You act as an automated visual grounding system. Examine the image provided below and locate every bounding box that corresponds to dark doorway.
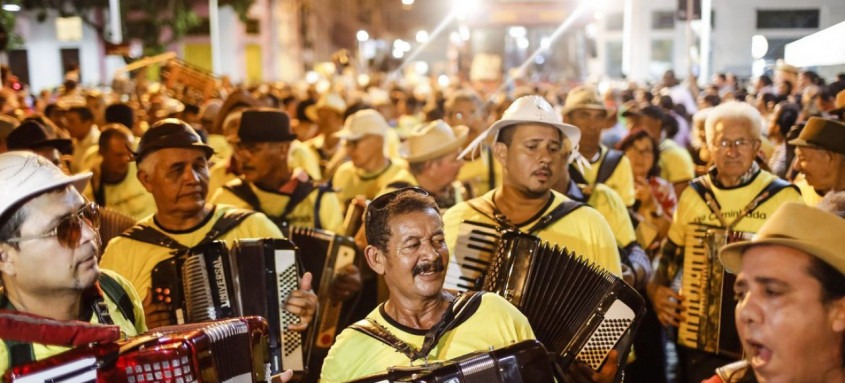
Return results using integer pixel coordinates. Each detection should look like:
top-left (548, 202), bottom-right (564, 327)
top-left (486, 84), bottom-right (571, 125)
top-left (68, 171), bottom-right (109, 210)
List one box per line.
top-left (7, 49), bottom-right (30, 87)
top-left (60, 48), bottom-right (80, 82)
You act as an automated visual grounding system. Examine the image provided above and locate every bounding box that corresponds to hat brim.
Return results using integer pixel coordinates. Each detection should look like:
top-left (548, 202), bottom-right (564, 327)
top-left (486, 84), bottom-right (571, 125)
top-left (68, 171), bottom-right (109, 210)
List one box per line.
top-left (134, 143), bottom-right (215, 163)
top-left (2, 171), bottom-right (92, 220)
top-left (787, 137), bottom-right (823, 149)
top-left (562, 104), bottom-right (607, 117)
top-left (239, 133), bottom-right (298, 143)
top-left (719, 237), bottom-right (842, 275)
top-left (404, 126), bottom-right (469, 163)
top-left (305, 105), bottom-right (320, 123)
top-left (487, 119), bottom-right (581, 148)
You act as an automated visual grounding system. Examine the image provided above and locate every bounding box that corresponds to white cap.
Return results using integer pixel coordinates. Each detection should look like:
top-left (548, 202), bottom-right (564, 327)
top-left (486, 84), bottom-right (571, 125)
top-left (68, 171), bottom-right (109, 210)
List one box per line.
top-left (459, 95), bottom-right (581, 159)
top-left (335, 109), bottom-right (389, 140)
top-left (0, 151), bottom-right (91, 220)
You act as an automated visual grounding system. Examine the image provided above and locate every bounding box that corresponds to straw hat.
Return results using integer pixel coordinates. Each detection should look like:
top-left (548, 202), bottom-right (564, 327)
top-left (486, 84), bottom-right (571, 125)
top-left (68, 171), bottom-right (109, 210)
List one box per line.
top-left (0, 152), bottom-right (91, 220)
top-left (403, 120), bottom-right (469, 163)
top-left (305, 93), bottom-right (347, 122)
top-left (335, 109), bottom-right (388, 140)
top-left (561, 86), bottom-right (607, 116)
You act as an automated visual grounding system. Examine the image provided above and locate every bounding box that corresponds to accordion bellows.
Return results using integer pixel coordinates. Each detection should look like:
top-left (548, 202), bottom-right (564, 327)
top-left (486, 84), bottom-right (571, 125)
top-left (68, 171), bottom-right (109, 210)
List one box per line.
top-left (481, 231), bottom-right (646, 371)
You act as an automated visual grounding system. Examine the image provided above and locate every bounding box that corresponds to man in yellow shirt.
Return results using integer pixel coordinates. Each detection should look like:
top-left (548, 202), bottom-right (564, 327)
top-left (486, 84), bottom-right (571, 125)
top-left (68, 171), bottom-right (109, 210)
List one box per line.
top-left (624, 104), bottom-right (695, 197)
top-left (383, 120), bottom-right (468, 210)
top-left (210, 108), bottom-right (344, 233)
top-left (649, 101), bottom-right (802, 383)
top-left (100, 119), bottom-right (317, 331)
top-left (563, 86), bottom-right (636, 207)
top-left (445, 89), bottom-right (502, 197)
top-left (305, 93), bottom-right (348, 180)
top-left (0, 152), bottom-right (146, 374)
top-left (331, 109), bottom-right (406, 207)
top-left (443, 95), bottom-right (623, 289)
top-left (321, 188), bottom-right (535, 382)
top-left (83, 124), bottom-right (155, 220)
top-left (790, 117), bottom-right (845, 206)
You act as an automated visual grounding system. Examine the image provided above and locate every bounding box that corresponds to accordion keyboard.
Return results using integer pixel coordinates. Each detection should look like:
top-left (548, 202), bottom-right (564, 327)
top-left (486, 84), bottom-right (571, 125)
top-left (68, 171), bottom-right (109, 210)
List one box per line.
top-left (445, 221), bottom-right (499, 291)
top-left (678, 225), bottom-right (709, 349)
top-left (274, 247), bottom-right (305, 370)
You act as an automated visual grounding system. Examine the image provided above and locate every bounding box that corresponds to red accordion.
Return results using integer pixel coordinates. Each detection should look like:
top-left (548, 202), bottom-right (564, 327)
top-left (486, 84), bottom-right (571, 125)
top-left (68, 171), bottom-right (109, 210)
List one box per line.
top-left (3, 317), bottom-right (271, 383)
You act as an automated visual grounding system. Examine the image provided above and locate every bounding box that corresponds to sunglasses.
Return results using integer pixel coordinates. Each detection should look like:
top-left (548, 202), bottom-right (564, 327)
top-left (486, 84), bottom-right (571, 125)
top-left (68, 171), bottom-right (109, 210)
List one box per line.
top-left (365, 187), bottom-right (430, 222)
top-left (5, 203), bottom-right (101, 249)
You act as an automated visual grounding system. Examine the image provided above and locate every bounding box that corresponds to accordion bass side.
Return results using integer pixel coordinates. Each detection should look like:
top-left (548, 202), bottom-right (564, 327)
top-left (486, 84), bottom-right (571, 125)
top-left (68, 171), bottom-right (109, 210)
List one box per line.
top-left (286, 227), bottom-right (358, 350)
top-left (3, 317), bottom-right (271, 383)
top-left (344, 340), bottom-right (555, 383)
top-left (481, 231), bottom-right (646, 372)
top-left (679, 224), bottom-right (752, 358)
top-left (231, 238), bottom-right (306, 376)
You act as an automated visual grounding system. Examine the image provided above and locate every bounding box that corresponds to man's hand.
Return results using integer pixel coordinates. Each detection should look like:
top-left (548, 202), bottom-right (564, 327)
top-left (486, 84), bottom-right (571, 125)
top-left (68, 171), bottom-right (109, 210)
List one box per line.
top-left (271, 369), bottom-right (294, 383)
top-left (285, 272), bottom-right (318, 332)
top-left (647, 283), bottom-right (684, 327)
top-left (621, 264), bottom-right (636, 287)
top-left (563, 350), bottom-right (619, 383)
top-left (330, 264), bottom-right (362, 301)
top-left (143, 287), bottom-right (174, 329)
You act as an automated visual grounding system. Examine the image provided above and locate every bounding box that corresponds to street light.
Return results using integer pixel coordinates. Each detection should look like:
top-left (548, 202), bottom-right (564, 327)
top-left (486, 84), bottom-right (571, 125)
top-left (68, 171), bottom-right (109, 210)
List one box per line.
top-left (357, 30), bottom-right (370, 42)
top-left (416, 30), bottom-right (429, 44)
top-left (2, 4), bottom-right (21, 11)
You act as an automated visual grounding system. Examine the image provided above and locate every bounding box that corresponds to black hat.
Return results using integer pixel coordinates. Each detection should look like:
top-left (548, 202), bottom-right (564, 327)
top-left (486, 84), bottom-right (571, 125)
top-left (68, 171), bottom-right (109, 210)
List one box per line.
top-left (7, 120), bottom-right (73, 153)
top-left (238, 108), bottom-right (297, 143)
top-left (622, 105), bottom-right (668, 122)
top-left (134, 118), bottom-right (214, 163)
top-left (296, 99), bottom-right (316, 123)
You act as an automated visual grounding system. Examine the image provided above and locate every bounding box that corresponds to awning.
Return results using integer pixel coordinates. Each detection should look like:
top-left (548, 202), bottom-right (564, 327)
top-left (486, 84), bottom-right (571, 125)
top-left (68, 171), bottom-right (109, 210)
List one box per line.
top-left (785, 21), bottom-right (845, 67)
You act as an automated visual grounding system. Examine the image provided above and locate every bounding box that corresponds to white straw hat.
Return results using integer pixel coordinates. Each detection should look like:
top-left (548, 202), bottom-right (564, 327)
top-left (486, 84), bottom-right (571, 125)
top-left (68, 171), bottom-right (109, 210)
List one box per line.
top-left (0, 151), bottom-right (91, 220)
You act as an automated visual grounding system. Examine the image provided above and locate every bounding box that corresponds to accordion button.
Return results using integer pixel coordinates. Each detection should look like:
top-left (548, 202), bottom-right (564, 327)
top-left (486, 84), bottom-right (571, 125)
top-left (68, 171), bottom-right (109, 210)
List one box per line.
top-left (164, 288), bottom-right (171, 294)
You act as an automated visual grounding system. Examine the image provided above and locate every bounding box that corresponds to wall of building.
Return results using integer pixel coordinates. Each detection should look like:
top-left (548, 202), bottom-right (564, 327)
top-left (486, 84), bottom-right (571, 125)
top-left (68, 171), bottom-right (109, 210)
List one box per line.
top-left (595, 0), bottom-right (845, 84)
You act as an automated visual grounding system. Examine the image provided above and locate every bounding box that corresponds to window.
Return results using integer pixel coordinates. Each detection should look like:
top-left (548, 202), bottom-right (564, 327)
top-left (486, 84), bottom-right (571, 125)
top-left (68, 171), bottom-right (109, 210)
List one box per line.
top-left (245, 19), bottom-right (260, 35)
top-left (652, 11), bottom-right (676, 29)
top-left (763, 38), bottom-right (797, 61)
top-left (606, 12), bottom-right (624, 31)
top-left (650, 39), bottom-right (674, 78)
top-left (606, 40), bottom-right (623, 78)
top-left (756, 10), bottom-right (819, 29)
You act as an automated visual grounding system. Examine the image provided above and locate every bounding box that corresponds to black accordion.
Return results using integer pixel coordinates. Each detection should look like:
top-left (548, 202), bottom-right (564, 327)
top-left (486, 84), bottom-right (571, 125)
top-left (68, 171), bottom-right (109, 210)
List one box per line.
top-left (480, 230), bottom-right (646, 371)
top-left (150, 238), bottom-right (306, 375)
top-left (345, 340), bottom-right (555, 383)
top-left (3, 317), bottom-right (271, 383)
top-left (284, 226), bottom-right (358, 350)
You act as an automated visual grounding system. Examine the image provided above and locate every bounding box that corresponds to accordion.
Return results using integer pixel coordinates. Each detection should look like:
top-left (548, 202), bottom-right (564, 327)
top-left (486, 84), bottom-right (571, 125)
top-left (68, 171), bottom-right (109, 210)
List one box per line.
top-left (285, 227), bottom-right (358, 350)
top-left (445, 221), bottom-right (499, 291)
top-left (150, 238), bottom-right (306, 375)
top-left (480, 230), bottom-right (645, 372)
top-left (679, 224), bottom-right (752, 358)
top-left (3, 317), bottom-right (271, 383)
top-left (345, 340), bottom-right (555, 383)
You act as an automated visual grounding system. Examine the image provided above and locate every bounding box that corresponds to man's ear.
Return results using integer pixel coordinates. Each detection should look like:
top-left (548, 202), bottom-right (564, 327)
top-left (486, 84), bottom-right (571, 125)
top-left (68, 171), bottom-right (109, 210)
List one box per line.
top-left (136, 167), bottom-right (154, 193)
top-left (364, 245), bottom-right (386, 276)
top-left (0, 245), bottom-right (17, 277)
top-left (493, 142), bottom-right (508, 167)
top-left (829, 296), bottom-right (845, 333)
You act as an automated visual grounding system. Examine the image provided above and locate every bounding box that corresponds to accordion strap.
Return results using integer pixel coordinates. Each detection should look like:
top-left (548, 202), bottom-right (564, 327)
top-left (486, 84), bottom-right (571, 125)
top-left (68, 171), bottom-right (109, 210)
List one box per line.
top-left (120, 207), bottom-right (255, 252)
top-left (224, 178), bottom-right (331, 229)
top-left (349, 291), bottom-right (485, 362)
top-left (689, 176), bottom-right (794, 230)
top-left (467, 196), bottom-right (584, 234)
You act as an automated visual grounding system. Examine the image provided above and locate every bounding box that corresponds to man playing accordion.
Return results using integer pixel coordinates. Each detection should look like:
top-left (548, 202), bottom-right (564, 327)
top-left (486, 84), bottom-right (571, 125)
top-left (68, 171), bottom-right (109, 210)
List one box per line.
top-left (648, 101), bottom-right (802, 382)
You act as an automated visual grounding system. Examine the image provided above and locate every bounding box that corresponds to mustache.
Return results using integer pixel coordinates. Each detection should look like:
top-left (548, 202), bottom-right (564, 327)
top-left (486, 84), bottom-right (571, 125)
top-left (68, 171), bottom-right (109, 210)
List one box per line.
top-left (412, 258), bottom-right (445, 276)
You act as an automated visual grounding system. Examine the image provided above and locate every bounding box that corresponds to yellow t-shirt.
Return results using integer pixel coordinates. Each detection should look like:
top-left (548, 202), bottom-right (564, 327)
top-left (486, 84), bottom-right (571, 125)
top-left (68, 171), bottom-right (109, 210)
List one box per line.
top-left (0, 270), bottom-right (147, 375)
top-left (83, 163), bottom-right (156, 221)
top-left (574, 146), bottom-right (636, 207)
top-left (794, 174), bottom-right (825, 207)
top-left (443, 190), bottom-right (622, 277)
top-left (569, 182), bottom-right (637, 248)
top-left (100, 204), bottom-right (283, 300)
top-left (457, 147), bottom-right (502, 198)
top-left (331, 160), bottom-right (408, 207)
top-left (659, 139), bottom-right (695, 184)
top-left (289, 140), bottom-right (322, 181)
top-left (207, 133), bottom-right (232, 167)
top-left (668, 170), bottom-right (803, 247)
top-left (209, 179), bottom-right (345, 233)
top-left (320, 293), bottom-right (534, 383)
top-left (208, 159), bottom-right (238, 197)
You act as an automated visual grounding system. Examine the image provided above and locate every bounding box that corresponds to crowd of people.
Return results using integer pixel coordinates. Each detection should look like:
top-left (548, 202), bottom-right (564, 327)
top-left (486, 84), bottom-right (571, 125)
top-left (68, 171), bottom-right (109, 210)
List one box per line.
top-left (0, 58), bottom-right (844, 383)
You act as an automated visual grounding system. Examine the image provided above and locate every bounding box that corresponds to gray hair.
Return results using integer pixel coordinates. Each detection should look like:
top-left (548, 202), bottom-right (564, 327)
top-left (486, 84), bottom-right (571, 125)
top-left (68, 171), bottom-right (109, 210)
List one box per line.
top-left (704, 101), bottom-right (763, 146)
top-left (137, 150), bottom-right (161, 176)
top-left (818, 191), bottom-right (845, 219)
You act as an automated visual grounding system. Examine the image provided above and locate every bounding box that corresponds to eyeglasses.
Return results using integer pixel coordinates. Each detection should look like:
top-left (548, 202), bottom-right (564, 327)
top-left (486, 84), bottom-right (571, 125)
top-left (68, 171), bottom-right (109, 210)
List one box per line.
top-left (5, 203), bottom-right (100, 248)
top-left (714, 138), bottom-right (759, 151)
top-left (365, 187), bottom-right (430, 222)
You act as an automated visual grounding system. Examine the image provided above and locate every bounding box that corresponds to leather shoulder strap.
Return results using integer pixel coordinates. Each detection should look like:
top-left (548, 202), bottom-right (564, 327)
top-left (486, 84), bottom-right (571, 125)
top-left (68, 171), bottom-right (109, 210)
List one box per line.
top-left (527, 200), bottom-right (585, 234)
top-left (596, 149), bottom-right (624, 185)
top-left (120, 224), bottom-right (187, 251)
top-left (223, 179), bottom-right (262, 212)
top-left (98, 273), bottom-right (136, 327)
top-left (199, 208), bottom-right (256, 247)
